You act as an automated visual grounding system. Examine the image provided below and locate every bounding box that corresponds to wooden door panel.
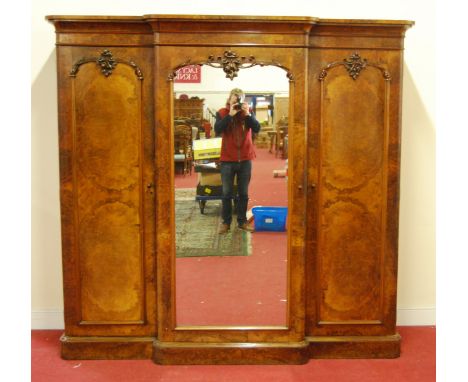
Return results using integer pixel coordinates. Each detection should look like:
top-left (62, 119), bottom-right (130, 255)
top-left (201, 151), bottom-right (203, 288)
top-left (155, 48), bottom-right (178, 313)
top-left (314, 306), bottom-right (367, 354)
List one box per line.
top-left (317, 54), bottom-right (391, 325)
top-left (74, 62), bottom-right (144, 324)
top-left (319, 65), bottom-right (387, 323)
top-left (57, 47), bottom-right (156, 336)
top-left (154, 45), bottom-right (308, 343)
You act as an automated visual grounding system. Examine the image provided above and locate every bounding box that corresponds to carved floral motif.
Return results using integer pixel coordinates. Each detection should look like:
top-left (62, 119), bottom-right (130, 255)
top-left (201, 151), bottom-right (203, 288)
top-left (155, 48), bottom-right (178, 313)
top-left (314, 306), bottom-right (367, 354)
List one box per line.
top-left (343, 52), bottom-right (367, 80)
top-left (96, 50), bottom-right (117, 77)
top-left (168, 50), bottom-right (294, 82)
top-left (70, 50), bottom-right (144, 80)
top-left (319, 52), bottom-right (391, 81)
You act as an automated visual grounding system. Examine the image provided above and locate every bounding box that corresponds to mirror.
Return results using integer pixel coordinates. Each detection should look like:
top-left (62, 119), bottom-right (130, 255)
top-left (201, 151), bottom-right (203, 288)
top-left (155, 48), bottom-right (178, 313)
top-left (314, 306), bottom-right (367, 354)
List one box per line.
top-left (173, 65), bottom-right (289, 327)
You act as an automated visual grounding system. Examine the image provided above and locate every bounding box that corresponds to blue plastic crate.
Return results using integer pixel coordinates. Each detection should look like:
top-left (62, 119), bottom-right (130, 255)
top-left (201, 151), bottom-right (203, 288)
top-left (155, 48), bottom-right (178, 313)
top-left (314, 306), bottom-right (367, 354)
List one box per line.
top-left (252, 206), bottom-right (288, 232)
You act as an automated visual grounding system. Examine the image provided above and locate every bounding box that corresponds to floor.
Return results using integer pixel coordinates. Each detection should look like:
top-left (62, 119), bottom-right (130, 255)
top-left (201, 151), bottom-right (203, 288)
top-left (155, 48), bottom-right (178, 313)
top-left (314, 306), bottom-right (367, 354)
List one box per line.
top-left (32, 326), bottom-right (435, 382)
top-left (175, 147), bottom-right (289, 326)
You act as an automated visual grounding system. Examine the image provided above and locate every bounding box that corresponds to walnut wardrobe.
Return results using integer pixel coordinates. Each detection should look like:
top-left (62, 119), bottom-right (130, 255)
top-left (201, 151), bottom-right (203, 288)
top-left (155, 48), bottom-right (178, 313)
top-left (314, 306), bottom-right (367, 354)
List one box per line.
top-left (46, 14), bottom-right (414, 364)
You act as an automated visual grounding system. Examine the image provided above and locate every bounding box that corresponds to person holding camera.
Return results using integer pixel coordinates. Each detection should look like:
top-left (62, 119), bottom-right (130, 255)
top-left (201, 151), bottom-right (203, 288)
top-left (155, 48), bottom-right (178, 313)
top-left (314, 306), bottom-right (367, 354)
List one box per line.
top-left (214, 88), bottom-right (261, 234)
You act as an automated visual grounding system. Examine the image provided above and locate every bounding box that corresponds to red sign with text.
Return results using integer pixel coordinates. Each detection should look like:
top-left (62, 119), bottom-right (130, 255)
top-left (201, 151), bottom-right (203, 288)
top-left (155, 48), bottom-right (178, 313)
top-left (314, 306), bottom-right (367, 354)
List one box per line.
top-left (174, 65), bottom-right (201, 83)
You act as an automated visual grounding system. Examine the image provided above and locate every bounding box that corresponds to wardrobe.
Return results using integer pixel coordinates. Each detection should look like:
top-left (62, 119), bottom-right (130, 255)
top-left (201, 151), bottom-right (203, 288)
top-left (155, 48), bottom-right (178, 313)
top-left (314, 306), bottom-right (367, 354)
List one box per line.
top-left (46, 14), bottom-right (413, 364)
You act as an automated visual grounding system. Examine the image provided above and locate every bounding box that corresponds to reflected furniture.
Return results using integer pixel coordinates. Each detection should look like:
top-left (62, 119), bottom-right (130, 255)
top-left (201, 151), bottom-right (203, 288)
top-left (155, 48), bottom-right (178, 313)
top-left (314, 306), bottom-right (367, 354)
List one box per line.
top-left (275, 126), bottom-right (288, 159)
top-left (174, 98), bottom-right (204, 120)
top-left (273, 97), bottom-right (289, 127)
top-left (174, 124), bottom-right (193, 175)
top-left (46, 14), bottom-right (413, 364)
top-left (267, 130), bottom-right (277, 153)
top-left (174, 98), bottom-right (204, 136)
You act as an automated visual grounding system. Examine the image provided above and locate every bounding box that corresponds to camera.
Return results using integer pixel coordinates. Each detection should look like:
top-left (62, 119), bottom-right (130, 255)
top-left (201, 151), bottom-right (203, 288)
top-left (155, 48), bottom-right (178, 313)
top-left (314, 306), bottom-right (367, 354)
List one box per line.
top-left (233, 95), bottom-right (244, 111)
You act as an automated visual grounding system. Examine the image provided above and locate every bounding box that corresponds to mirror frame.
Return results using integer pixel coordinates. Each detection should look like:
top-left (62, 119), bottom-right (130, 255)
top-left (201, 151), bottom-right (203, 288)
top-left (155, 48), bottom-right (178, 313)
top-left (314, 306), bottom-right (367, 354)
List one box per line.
top-left (141, 17), bottom-right (317, 363)
top-left (154, 44), bottom-right (308, 350)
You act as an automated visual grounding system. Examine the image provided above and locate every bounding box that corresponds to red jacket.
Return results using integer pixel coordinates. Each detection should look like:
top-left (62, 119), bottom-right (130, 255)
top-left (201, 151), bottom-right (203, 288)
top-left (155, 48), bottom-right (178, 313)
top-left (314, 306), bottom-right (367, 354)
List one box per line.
top-left (214, 107), bottom-right (261, 162)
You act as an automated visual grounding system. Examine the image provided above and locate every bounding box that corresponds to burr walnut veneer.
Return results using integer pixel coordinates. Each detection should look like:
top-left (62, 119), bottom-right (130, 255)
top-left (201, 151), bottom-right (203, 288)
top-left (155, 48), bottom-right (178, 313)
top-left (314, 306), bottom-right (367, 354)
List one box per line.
top-left (46, 14), bottom-right (413, 364)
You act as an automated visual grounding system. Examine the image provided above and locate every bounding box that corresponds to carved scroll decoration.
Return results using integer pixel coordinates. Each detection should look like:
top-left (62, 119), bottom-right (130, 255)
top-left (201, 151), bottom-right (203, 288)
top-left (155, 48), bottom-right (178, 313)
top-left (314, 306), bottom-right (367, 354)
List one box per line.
top-left (319, 52), bottom-right (391, 81)
top-left (168, 50), bottom-right (294, 82)
top-left (70, 50), bottom-right (144, 80)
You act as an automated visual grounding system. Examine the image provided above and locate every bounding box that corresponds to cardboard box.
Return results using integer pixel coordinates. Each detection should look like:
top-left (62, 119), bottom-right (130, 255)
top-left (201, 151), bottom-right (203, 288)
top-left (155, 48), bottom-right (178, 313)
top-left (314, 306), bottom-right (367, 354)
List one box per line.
top-left (193, 137), bottom-right (222, 160)
top-left (197, 172), bottom-right (237, 186)
top-left (198, 172), bottom-right (222, 186)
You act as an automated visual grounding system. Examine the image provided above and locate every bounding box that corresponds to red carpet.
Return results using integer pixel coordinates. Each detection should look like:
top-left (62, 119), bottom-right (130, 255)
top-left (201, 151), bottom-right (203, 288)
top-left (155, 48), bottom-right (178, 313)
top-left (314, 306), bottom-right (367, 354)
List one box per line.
top-left (31, 327), bottom-right (435, 381)
top-left (175, 148), bottom-right (288, 326)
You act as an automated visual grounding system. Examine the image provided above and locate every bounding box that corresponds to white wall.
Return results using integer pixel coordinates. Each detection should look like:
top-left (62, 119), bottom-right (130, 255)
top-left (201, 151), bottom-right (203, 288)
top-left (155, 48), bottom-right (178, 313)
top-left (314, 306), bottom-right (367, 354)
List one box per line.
top-left (174, 65), bottom-right (290, 94)
top-left (174, 65), bottom-right (289, 121)
top-left (31, 0), bottom-right (436, 328)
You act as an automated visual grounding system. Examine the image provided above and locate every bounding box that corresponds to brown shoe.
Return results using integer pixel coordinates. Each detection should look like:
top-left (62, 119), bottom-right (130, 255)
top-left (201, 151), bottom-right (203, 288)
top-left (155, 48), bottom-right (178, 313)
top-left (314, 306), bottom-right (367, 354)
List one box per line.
top-left (238, 223), bottom-right (254, 232)
top-left (218, 223), bottom-right (230, 234)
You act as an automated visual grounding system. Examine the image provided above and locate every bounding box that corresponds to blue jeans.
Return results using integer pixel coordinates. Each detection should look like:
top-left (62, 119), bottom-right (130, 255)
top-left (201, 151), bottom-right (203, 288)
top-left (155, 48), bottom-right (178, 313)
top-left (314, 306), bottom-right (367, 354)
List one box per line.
top-left (220, 161), bottom-right (252, 226)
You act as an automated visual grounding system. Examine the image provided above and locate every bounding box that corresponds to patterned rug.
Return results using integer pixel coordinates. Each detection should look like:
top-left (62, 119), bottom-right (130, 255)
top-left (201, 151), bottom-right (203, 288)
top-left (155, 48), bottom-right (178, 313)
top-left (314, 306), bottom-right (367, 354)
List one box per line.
top-left (175, 188), bottom-right (251, 258)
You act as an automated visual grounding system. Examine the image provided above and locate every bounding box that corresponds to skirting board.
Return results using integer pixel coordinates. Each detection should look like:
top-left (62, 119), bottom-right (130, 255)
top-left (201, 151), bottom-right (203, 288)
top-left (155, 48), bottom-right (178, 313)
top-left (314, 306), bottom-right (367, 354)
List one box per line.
top-left (32, 308), bottom-right (436, 330)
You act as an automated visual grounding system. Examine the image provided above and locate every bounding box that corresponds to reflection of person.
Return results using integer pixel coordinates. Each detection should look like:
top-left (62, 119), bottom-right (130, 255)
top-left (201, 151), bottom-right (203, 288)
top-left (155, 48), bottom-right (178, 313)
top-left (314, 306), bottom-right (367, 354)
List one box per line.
top-left (214, 88), bottom-right (261, 234)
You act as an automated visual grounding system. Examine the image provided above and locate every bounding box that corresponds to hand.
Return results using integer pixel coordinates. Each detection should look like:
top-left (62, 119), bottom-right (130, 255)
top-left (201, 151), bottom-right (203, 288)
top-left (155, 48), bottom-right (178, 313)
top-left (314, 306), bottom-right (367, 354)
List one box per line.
top-left (241, 102), bottom-right (250, 115)
top-left (229, 104), bottom-right (240, 117)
